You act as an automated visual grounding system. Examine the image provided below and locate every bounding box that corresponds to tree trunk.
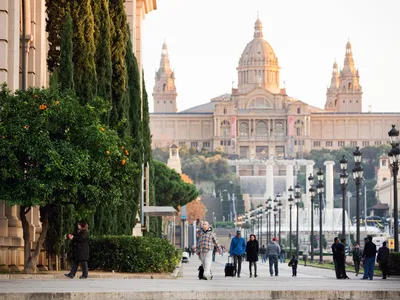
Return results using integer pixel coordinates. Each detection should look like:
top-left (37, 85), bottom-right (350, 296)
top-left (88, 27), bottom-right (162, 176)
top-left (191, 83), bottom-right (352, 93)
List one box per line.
top-left (19, 206), bottom-right (31, 271)
top-left (25, 206), bottom-right (49, 273)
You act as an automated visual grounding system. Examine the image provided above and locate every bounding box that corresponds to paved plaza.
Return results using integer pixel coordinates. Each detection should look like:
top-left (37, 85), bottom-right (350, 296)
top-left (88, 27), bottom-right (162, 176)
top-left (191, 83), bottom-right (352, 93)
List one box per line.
top-left (0, 254), bottom-right (400, 299)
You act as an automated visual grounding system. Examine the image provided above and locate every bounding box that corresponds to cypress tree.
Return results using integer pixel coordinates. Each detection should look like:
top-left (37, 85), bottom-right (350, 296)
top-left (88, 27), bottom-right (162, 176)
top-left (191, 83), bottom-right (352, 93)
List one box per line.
top-left (59, 13), bottom-right (74, 93)
top-left (92, 0), bottom-right (112, 104)
top-left (109, 0), bottom-right (128, 131)
top-left (45, 0), bottom-right (71, 72)
top-left (70, 0), bottom-right (97, 103)
top-left (142, 74), bottom-right (152, 166)
top-left (125, 29), bottom-right (143, 216)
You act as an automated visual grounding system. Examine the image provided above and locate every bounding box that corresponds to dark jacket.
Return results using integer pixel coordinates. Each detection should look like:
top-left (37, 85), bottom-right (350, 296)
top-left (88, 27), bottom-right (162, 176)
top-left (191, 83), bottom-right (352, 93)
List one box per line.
top-left (335, 242), bottom-right (345, 261)
top-left (352, 247), bottom-right (362, 262)
top-left (331, 242), bottom-right (340, 260)
top-left (377, 246), bottom-right (389, 263)
top-left (74, 228), bottom-right (89, 262)
top-left (259, 246), bottom-right (267, 255)
top-left (362, 241), bottom-right (377, 259)
top-left (246, 239), bottom-right (259, 262)
top-left (288, 257), bottom-right (298, 268)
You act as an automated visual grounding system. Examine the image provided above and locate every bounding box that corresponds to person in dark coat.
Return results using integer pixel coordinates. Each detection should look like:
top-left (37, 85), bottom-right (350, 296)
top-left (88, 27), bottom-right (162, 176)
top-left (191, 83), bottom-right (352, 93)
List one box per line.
top-left (65, 221), bottom-right (89, 279)
top-left (331, 237), bottom-right (341, 279)
top-left (246, 234), bottom-right (259, 278)
top-left (288, 255), bottom-right (298, 276)
top-left (362, 235), bottom-right (377, 280)
top-left (336, 238), bottom-right (350, 279)
top-left (377, 241), bottom-right (390, 279)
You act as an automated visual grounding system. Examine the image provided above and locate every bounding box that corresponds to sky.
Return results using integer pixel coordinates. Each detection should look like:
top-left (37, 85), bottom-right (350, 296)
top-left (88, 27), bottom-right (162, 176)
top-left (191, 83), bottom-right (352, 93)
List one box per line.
top-left (142, 0), bottom-right (400, 113)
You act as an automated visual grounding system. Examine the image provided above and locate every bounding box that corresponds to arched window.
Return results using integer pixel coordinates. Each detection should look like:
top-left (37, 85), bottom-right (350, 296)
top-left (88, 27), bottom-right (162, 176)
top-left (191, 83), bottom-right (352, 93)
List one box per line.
top-left (220, 120), bottom-right (231, 137)
top-left (240, 122), bottom-right (249, 136)
top-left (256, 121), bottom-right (267, 136)
top-left (248, 97), bottom-right (272, 109)
top-left (348, 82), bottom-right (352, 90)
top-left (223, 107), bottom-right (227, 115)
top-left (163, 83), bottom-right (166, 91)
top-left (275, 122), bottom-right (284, 136)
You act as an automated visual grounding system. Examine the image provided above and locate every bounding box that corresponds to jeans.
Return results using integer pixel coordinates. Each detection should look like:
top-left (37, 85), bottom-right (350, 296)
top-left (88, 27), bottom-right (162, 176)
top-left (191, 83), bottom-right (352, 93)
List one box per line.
top-left (69, 260), bottom-right (88, 278)
top-left (261, 254), bottom-right (267, 263)
top-left (233, 255), bottom-right (243, 276)
top-left (200, 251), bottom-right (213, 279)
top-left (363, 257), bottom-right (375, 280)
top-left (292, 266), bottom-right (297, 276)
top-left (269, 255), bottom-right (279, 275)
top-left (279, 254), bottom-right (285, 263)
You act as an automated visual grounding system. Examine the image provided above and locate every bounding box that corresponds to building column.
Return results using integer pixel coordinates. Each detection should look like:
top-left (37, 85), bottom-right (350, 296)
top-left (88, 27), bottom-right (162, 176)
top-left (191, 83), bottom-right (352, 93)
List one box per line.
top-left (0, 201), bottom-right (8, 237)
top-left (266, 160), bottom-right (275, 200)
top-left (285, 161), bottom-right (295, 196)
top-left (305, 161), bottom-right (315, 208)
top-left (0, 1), bottom-right (9, 84)
top-left (324, 161), bottom-right (335, 212)
top-left (5, 204), bottom-right (22, 238)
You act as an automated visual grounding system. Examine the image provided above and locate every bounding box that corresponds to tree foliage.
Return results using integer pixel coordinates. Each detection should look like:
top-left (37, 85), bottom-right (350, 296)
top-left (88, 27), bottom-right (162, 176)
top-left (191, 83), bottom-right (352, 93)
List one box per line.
top-left (92, 0), bottom-right (112, 105)
top-left (59, 13), bottom-right (74, 93)
top-left (70, 0), bottom-right (97, 103)
top-left (108, 0), bottom-right (128, 131)
top-left (45, 0), bottom-right (71, 72)
top-left (153, 160), bottom-right (198, 209)
top-left (0, 85), bottom-right (139, 272)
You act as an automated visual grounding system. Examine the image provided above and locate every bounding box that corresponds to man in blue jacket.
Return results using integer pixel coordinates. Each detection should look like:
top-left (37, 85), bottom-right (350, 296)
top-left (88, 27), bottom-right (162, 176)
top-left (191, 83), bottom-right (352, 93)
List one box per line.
top-left (229, 230), bottom-right (246, 278)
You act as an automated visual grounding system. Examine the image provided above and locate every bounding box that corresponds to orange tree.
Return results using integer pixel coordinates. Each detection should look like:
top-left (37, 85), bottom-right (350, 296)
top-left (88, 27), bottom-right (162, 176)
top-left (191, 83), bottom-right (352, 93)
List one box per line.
top-left (0, 85), bottom-right (138, 273)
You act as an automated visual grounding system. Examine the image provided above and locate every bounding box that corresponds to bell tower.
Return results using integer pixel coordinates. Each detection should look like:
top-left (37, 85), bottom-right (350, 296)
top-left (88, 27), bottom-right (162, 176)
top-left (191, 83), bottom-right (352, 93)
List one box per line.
top-left (153, 42), bottom-right (178, 113)
top-left (336, 41), bottom-right (363, 112)
top-left (325, 61), bottom-right (339, 111)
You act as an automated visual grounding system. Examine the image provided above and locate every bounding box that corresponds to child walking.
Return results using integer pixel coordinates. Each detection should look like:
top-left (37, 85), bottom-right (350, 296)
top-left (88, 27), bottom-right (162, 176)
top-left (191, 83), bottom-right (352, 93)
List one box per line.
top-left (288, 255), bottom-right (298, 277)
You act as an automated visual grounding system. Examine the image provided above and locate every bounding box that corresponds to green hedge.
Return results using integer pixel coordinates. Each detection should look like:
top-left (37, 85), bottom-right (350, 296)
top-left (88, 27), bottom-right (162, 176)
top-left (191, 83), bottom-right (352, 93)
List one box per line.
top-left (388, 252), bottom-right (400, 276)
top-left (88, 236), bottom-right (180, 273)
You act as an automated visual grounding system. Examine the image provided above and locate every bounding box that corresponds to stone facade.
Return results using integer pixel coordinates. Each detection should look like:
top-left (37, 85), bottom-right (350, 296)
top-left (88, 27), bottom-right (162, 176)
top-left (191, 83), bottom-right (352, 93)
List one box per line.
top-left (150, 18), bottom-right (400, 158)
top-left (0, 0), bottom-right (157, 271)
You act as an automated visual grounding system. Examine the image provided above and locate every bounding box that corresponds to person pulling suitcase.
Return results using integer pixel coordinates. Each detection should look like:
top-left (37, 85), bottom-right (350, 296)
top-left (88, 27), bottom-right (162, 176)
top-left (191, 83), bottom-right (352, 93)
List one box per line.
top-left (229, 230), bottom-right (246, 278)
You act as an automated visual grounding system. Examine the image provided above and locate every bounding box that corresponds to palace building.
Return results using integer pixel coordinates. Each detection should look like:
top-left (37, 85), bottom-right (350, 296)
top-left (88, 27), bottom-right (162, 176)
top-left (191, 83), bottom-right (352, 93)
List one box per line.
top-left (150, 18), bottom-right (400, 159)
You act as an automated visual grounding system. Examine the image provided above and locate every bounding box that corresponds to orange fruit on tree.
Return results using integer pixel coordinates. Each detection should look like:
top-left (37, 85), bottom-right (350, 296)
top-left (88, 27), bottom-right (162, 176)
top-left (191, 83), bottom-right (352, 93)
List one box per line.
top-left (100, 127), bottom-right (105, 132)
top-left (121, 159), bottom-right (126, 165)
top-left (125, 150), bottom-right (129, 155)
top-left (106, 150), bottom-right (110, 155)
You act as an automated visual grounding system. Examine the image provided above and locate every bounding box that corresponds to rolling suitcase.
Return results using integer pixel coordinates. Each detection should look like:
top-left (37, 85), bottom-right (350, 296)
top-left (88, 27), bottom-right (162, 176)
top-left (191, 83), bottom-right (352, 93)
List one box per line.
top-left (224, 256), bottom-right (235, 277)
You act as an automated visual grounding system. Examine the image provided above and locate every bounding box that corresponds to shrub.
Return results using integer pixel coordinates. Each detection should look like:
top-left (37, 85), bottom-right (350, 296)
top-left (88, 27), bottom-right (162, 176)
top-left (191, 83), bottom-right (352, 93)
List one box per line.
top-left (88, 236), bottom-right (180, 273)
top-left (388, 252), bottom-right (400, 276)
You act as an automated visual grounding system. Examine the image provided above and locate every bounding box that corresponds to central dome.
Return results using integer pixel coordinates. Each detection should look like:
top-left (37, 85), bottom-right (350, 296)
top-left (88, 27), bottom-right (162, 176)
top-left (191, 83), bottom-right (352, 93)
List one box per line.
top-left (237, 18), bottom-right (280, 94)
top-left (239, 19), bottom-right (278, 67)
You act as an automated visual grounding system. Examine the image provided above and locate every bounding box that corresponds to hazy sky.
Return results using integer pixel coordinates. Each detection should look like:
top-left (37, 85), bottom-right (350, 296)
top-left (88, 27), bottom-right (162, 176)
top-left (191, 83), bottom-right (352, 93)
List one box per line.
top-left (142, 0), bottom-right (400, 113)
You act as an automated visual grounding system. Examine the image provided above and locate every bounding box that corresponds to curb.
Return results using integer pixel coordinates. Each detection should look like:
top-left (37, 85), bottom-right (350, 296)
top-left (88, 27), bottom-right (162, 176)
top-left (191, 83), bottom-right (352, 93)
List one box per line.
top-left (1, 290), bottom-right (399, 300)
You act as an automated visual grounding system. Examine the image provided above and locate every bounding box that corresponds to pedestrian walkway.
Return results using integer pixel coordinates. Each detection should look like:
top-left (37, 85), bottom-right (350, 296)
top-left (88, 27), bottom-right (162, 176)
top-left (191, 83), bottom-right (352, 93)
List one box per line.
top-left (0, 254), bottom-right (399, 300)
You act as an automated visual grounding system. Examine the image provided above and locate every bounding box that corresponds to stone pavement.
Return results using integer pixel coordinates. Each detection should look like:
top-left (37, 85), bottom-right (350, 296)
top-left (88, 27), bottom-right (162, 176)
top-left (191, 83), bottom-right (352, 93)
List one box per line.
top-left (0, 254), bottom-right (399, 299)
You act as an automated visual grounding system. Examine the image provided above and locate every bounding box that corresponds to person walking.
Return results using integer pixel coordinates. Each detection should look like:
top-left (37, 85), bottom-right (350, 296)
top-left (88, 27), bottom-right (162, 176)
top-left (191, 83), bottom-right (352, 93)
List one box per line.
top-left (352, 243), bottom-right (362, 276)
top-left (279, 247), bottom-right (286, 263)
top-left (361, 235), bottom-right (377, 280)
top-left (331, 237), bottom-right (341, 279)
top-left (266, 237), bottom-right (281, 276)
top-left (197, 221), bottom-right (221, 280)
top-left (288, 255), bottom-right (298, 277)
top-left (64, 221), bottom-right (89, 279)
top-left (229, 230), bottom-right (246, 278)
top-left (337, 238), bottom-right (349, 279)
top-left (377, 241), bottom-right (390, 279)
top-left (246, 234), bottom-right (259, 278)
top-left (260, 245), bottom-right (267, 263)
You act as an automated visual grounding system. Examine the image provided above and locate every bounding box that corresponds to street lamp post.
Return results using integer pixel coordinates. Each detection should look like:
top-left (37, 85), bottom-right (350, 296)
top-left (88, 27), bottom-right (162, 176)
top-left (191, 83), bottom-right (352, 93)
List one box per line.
top-left (259, 205), bottom-right (263, 246)
top-left (352, 147), bottom-right (363, 245)
top-left (278, 197), bottom-right (283, 245)
top-left (340, 156), bottom-right (349, 241)
top-left (273, 205), bottom-right (278, 238)
top-left (317, 168), bottom-right (325, 264)
top-left (388, 125), bottom-right (400, 252)
top-left (294, 183), bottom-right (301, 258)
top-left (288, 186), bottom-right (294, 258)
top-left (308, 174), bottom-right (315, 263)
top-left (267, 197), bottom-right (272, 241)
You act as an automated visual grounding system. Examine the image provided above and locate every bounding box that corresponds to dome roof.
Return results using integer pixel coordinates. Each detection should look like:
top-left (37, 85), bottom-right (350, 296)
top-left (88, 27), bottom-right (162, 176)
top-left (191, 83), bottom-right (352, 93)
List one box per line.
top-left (239, 19), bottom-right (278, 67)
